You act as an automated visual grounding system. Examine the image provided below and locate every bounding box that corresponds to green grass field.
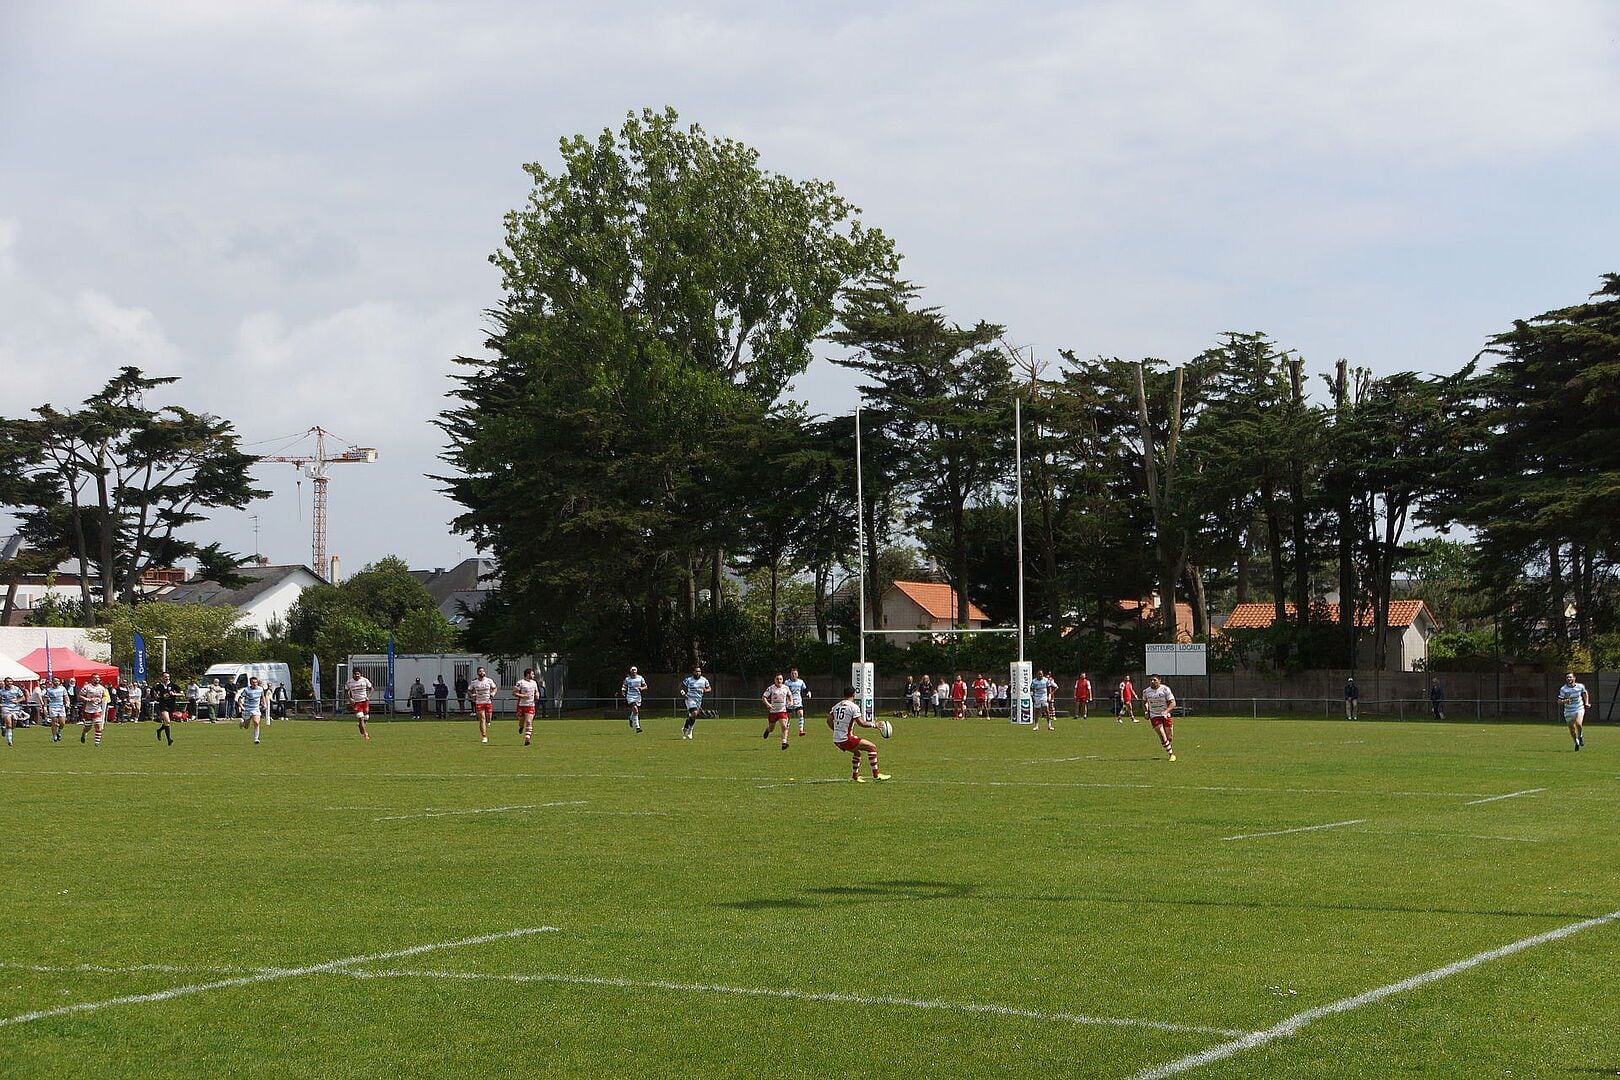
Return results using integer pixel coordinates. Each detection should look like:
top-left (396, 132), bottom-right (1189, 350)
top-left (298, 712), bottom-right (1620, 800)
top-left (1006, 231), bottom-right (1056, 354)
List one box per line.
top-left (3, 711), bottom-right (1617, 1078)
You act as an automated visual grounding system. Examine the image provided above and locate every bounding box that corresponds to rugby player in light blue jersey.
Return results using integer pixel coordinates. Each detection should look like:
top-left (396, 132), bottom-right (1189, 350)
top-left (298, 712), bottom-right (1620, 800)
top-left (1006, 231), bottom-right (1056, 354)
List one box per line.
top-left (621, 667), bottom-right (647, 733)
top-left (785, 667), bottom-right (810, 737)
top-left (238, 677), bottom-right (267, 745)
top-left (680, 665), bottom-right (710, 740)
top-left (1557, 672), bottom-right (1590, 751)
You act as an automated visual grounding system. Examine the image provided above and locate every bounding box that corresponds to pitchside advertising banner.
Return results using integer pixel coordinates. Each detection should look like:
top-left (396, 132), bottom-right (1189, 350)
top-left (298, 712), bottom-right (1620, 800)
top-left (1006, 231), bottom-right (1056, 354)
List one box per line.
top-left (1010, 660), bottom-right (1034, 725)
top-left (1145, 643), bottom-right (1207, 677)
top-left (851, 662), bottom-right (875, 723)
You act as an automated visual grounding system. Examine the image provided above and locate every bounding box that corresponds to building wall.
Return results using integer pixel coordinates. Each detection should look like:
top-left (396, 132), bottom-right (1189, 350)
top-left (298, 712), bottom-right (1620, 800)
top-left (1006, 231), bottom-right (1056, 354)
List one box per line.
top-left (239, 575), bottom-right (319, 636)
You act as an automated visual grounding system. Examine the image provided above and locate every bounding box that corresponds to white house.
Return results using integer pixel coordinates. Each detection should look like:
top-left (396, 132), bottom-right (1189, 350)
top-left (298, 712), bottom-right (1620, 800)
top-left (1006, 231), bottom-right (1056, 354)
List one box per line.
top-left (155, 564), bottom-right (324, 638)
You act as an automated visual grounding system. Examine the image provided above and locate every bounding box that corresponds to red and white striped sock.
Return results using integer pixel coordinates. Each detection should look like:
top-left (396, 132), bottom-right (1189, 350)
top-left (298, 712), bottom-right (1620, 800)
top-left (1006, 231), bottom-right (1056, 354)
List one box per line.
top-left (851, 752), bottom-right (860, 779)
top-left (867, 748), bottom-right (880, 777)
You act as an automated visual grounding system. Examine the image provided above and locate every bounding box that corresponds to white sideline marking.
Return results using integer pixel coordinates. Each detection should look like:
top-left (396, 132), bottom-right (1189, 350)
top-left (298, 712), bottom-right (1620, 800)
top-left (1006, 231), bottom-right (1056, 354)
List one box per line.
top-left (0, 927), bottom-right (557, 1029)
top-left (334, 968), bottom-right (1251, 1038)
top-left (1464, 788), bottom-right (1546, 805)
top-left (1019, 756), bottom-right (1100, 765)
top-left (1464, 835), bottom-right (1540, 843)
top-left (1128, 909), bottom-right (1620, 1079)
top-left (1221, 819), bottom-right (1366, 842)
top-left (374, 801), bottom-right (586, 821)
top-left (0, 961), bottom-right (254, 976)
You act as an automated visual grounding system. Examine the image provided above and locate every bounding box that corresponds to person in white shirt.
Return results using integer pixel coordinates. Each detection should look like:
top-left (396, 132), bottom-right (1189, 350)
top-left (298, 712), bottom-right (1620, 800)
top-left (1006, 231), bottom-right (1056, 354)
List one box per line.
top-left (828, 686), bottom-right (889, 782)
top-left (468, 666), bottom-right (499, 743)
top-left (1142, 674), bottom-right (1177, 761)
top-left (620, 667), bottom-right (647, 733)
top-left (513, 668), bottom-right (541, 746)
top-left (762, 673), bottom-right (793, 750)
top-left (79, 675), bottom-right (110, 747)
top-left (680, 665), bottom-right (710, 740)
top-left (345, 672), bottom-right (373, 741)
top-left (1557, 672), bottom-right (1590, 751)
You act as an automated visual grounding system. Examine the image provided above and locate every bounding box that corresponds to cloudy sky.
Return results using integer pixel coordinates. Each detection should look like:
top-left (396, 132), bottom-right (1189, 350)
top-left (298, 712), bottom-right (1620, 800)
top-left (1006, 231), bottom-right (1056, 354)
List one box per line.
top-left (2, 0), bottom-right (1617, 575)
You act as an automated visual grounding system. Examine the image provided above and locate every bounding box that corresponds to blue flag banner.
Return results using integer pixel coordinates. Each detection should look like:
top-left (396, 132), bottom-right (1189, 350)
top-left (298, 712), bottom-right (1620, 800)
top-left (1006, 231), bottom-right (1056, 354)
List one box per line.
top-left (385, 635), bottom-right (396, 706)
top-left (43, 630), bottom-right (52, 682)
top-left (311, 654), bottom-right (322, 707)
top-left (133, 631), bottom-right (148, 683)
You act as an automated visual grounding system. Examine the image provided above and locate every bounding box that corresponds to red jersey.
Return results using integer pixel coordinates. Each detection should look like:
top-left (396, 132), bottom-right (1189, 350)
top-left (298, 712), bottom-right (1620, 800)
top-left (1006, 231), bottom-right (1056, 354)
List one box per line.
top-left (951, 680), bottom-right (967, 701)
top-left (1120, 680), bottom-right (1135, 703)
top-left (1075, 678), bottom-right (1092, 701)
top-left (972, 678), bottom-right (989, 700)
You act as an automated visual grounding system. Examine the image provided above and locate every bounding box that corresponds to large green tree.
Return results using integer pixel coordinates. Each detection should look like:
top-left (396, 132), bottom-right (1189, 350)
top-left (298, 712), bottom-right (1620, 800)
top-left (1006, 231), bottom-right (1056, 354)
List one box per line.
top-left (2, 368), bottom-right (263, 622)
top-left (440, 108), bottom-right (893, 675)
top-left (286, 557), bottom-right (458, 666)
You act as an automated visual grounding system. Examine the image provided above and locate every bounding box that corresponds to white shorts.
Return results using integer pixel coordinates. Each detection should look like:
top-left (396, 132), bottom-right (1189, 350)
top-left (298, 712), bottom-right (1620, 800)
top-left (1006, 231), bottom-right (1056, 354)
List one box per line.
top-left (46, 709), bottom-right (65, 721)
top-left (245, 709), bottom-right (262, 719)
top-left (685, 700), bottom-right (702, 711)
top-left (1564, 709), bottom-right (1585, 724)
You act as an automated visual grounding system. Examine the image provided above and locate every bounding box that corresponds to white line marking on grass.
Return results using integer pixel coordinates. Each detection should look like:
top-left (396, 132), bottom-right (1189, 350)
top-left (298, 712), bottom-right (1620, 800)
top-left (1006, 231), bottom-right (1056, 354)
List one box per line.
top-left (1019, 756), bottom-right (1101, 765)
top-left (332, 968), bottom-right (1251, 1038)
top-left (1221, 819), bottom-right (1366, 842)
top-left (0, 927), bottom-right (557, 1029)
top-left (1464, 788), bottom-right (1546, 805)
top-left (1464, 834), bottom-right (1541, 843)
top-left (1128, 909), bottom-right (1620, 1079)
top-left (374, 801), bottom-right (586, 821)
top-left (0, 962), bottom-right (255, 976)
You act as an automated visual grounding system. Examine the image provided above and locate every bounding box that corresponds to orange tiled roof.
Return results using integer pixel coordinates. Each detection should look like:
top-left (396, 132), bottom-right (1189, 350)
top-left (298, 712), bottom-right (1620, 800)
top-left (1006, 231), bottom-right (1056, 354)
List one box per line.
top-left (1221, 600), bottom-right (1435, 630)
top-left (893, 580), bottom-right (990, 624)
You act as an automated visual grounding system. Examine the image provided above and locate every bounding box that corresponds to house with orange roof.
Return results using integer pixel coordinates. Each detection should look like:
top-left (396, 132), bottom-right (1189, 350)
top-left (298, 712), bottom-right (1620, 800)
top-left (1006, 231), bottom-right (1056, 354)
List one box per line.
top-left (1219, 600), bottom-right (1440, 671)
top-left (877, 580), bottom-right (991, 645)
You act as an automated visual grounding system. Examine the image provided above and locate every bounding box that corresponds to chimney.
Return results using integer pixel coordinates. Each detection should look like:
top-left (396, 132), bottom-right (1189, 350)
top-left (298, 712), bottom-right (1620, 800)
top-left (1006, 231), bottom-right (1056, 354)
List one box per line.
top-left (328, 554), bottom-right (342, 583)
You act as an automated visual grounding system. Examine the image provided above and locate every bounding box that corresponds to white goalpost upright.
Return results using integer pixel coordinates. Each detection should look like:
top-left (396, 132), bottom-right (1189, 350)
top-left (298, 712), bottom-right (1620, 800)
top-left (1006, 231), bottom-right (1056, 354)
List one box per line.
top-left (853, 408), bottom-right (875, 723)
top-left (1010, 395), bottom-right (1034, 725)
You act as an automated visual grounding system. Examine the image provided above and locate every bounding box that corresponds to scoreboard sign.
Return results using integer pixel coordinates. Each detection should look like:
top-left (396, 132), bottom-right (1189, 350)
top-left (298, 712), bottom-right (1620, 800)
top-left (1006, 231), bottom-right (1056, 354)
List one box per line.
top-left (1145, 643), bottom-right (1206, 677)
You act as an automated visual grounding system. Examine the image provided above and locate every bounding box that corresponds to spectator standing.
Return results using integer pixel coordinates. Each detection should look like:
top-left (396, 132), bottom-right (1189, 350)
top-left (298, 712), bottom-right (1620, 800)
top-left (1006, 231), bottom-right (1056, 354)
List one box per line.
top-left (1344, 677), bottom-right (1359, 720)
top-left (409, 678), bottom-right (427, 719)
top-left (934, 677), bottom-right (949, 717)
top-left (271, 681), bottom-right (289, 721)
top-left (434, 676), bottom-right (449, 719)
top-left (455, 674), bottom-right (469, 714)
top-left (1429, 680), bottom-right (1445, 721)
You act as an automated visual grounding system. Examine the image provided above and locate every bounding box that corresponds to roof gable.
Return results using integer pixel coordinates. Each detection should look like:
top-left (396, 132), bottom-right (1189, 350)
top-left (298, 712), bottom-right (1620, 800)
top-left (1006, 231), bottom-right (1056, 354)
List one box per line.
top-left (1222, 600), bottom-right (1438, 630)
top-left (158, 565), bottom-right (321, 609)
top-left (891, 580), bottom-right (989, 623)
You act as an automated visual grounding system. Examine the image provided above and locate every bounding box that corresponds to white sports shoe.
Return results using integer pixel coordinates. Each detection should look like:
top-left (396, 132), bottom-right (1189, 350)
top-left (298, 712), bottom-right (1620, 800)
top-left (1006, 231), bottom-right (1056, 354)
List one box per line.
top-left (481, 737), bottom-right (488, 744)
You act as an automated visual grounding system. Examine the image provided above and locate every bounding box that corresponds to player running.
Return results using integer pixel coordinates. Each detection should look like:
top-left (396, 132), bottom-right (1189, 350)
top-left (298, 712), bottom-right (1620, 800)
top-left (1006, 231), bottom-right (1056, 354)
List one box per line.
top-left (238, 677), bottom-right (267, 744)
top-left (0, 677), bottom-right (23, 746)
top-left (513, 668), bottom-right (540, 746)
top-left (761, 673), bottom-right (793, 749)
top-left (345, 670), bottom-right (373, 740)
top-left (680, 665), bottom-right (710, 740)
top-left (828, 686), bottom-right (890, 782)
top-left (621, 666), bottom-right (646, 733)
top-left (78, 674), bottom-right (110, 746)
top-left (1030, 670), bottom-right (1055, 731)
top-left (42, 678), bottom-right (68, 742)
top-left (1558, 671), bottom-right (1590, 751)
top-left (151, 671), bottom-right (179, 746)
top-left (1142, 674), bottom-right (1176, 760)
top-left (468, 666), bottom-right (498, 743)
top-left (1074, 672), bottom-right (1092, 719)
top-left (785, 667), bottom-right (810, 736)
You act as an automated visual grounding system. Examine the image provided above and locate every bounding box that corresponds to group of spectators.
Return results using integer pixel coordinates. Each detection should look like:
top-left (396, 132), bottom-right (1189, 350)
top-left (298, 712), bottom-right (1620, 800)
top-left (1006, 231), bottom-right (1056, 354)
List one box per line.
top-left (6, 674), bottom-right (292, 726)
top-left (899, 672), bottom-right (1144, 719)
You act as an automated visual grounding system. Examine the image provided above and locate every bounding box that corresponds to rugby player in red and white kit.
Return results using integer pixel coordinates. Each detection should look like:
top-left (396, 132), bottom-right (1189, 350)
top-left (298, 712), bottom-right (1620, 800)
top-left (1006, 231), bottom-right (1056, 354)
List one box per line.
top-left (761, 673), bottom-right (793, 750)
top-left (1073, 672), bottom-right (1092, 719)
top-left (468, 666), bottom-right (498, 743)
top-left (1142, 674), bottom-right (1176, 761)
top-left (513, 668), bottom-right (540, 746)
top-left (827, 686), bottom-right (889, 782)
top-left (345, 671), bottom-right (373, 740)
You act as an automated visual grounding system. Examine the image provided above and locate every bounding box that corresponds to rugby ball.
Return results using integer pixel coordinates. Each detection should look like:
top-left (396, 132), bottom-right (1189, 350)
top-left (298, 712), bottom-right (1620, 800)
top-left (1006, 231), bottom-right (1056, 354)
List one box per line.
top-left (878, 720), bottom-right (893, 739)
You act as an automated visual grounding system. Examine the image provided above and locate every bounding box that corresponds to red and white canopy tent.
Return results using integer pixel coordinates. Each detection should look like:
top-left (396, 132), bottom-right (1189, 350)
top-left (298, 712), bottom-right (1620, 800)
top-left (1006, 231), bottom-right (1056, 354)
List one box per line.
top-left (14, 647), bottom-right (119, 687)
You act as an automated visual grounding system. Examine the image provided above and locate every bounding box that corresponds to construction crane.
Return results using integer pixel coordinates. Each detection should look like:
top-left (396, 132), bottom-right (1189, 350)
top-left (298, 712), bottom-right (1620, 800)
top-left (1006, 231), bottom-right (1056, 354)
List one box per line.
top-left (261, 427), bottom-right (378, 578)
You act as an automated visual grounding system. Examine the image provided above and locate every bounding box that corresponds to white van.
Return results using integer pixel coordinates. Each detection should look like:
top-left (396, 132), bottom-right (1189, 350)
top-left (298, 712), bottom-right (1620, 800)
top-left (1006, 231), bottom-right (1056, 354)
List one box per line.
top-left (203, 663), bottom-right (293, 697)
